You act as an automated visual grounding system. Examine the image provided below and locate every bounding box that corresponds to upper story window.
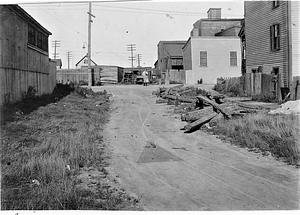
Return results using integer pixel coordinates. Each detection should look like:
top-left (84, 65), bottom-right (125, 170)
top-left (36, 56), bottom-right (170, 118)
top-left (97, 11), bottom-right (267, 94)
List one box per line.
top-left (28, 24), bottom-right (48, 52)
top-left (200, 51), bottom-right (207, 67)
top-left (230, 51), bottom-right (237, 66)
top-left (270, 24), bottom-right (280, 51)
top-left (272, 0), bottom-right (279, 9)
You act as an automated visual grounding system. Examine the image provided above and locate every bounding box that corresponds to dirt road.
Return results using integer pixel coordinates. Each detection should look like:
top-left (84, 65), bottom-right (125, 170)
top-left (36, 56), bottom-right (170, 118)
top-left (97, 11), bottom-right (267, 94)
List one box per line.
top-left (94, 85), bottom-right (299, 211)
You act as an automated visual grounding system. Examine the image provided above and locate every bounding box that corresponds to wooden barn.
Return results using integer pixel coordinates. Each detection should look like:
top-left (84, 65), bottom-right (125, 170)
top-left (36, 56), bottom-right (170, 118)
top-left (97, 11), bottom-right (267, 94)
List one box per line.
top-left (57, 65), bottom-right (124, 85)
top-left (0, 5), bottom-right (56, 105)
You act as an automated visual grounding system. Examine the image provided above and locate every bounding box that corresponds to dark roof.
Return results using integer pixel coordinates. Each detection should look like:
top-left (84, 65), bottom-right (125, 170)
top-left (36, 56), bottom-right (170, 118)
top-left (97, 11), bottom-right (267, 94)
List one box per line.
top-left (52, 59), bottom-right (62, 67)
top-left (158, 41), bottom-right (186, 57)
top-left (75, 54), bottom-right (97, 66)
top-left (215, 25), bottom-right (242, 36)
top-left (7, 5), bottom-right (52, 35)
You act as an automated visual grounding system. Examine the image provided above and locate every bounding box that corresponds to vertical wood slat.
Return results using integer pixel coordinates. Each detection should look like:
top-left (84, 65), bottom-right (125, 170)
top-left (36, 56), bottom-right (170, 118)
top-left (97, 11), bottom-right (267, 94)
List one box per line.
top-left (0, 65), bottom-right (56, 105)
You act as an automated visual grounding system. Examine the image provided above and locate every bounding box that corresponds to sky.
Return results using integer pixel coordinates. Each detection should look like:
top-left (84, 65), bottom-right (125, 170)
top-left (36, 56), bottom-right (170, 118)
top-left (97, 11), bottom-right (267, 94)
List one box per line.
top-left (2, 0), bottom-right (245, 69)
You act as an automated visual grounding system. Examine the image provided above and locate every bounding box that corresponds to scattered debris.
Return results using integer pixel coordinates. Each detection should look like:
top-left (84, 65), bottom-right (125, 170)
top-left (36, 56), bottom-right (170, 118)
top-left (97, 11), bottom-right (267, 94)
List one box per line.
top-left (153, 85), bottom-right (282, 133)
top-left (32, 179), bottom-right (40, 186)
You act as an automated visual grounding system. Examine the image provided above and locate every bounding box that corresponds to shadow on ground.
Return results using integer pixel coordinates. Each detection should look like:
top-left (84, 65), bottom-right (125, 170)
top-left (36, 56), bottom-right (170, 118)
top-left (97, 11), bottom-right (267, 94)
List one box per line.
top-left (1, 84), bottom-right (74, 125)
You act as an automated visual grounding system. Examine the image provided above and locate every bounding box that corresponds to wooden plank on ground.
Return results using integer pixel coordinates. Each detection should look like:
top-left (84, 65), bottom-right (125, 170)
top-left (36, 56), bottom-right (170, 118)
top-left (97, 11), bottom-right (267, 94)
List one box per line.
top-left (181, 107), bottom-right (214, 122)
top-left (184, 112), bottom-right (219, 132)
top-left (164, 94), bottom-right (196, 103)
top-left (236, 102), bottom-right (265, 110)
top-left (197, 95), bottom-right (232, 119)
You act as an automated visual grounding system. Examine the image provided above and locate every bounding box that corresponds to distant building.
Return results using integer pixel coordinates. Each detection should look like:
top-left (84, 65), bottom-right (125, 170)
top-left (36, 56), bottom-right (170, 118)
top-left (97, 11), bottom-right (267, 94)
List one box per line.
top-left (244, 1), bottom-right (300, 95)
top-left (0, 5), bottom-right (56, 105)
top-left (75, 54), bottom-right (97, 69)
top-left (156, 41), bottom-right (186, 83)
top-left (52, 59), bottom-right (62, 69)
top-left (183, 8), bottom-right (243, 84)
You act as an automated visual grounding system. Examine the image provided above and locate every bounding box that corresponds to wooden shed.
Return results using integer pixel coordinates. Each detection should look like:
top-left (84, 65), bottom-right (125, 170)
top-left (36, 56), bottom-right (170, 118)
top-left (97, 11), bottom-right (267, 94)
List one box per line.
top-left (0, 5), bottom-right (56, 105)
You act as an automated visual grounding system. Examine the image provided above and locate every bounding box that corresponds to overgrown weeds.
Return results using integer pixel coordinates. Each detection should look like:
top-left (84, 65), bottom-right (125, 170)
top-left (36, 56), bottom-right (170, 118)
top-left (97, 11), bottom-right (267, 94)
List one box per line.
top-left (1, 84), bottom-right (75, 124)
top-left (212, 113), bottom-right (300, 165)
top-left (252, 93), bottom-right (278, 103)
top-left (1, 87), bottom-right (138, 210)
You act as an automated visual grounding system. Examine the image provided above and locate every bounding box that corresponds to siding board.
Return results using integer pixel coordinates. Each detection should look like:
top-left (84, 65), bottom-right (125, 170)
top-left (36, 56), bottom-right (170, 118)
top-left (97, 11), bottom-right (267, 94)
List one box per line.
top-left (245, 1), bottom-right (289, 87)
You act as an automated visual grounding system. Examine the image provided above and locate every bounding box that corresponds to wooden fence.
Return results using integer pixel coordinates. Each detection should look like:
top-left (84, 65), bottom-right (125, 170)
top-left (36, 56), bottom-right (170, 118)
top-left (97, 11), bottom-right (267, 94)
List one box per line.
top-left (0, 60), bottom-right (57, 105)
top-left (169, 69), bottom-right (186, 84)
top-left (57, 66), bottom-right (124, 85)
top-left (219, 74), bottom-right (300, 101)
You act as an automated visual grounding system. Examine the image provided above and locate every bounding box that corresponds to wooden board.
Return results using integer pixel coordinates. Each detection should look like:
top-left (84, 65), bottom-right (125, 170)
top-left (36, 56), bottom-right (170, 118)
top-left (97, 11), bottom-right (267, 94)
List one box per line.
top-left (184, 112), bottom-right (219, 132)
top-left (197, 95), bottom-right (232, 119)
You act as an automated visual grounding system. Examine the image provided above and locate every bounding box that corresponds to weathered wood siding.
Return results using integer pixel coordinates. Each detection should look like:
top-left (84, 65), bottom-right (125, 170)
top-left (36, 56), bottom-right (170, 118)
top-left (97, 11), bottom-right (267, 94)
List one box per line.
top-left (245, 1), bottom-right (289, 87)
top-left (0, 63), bottom-right (56, 105)
top-left (0, 5), bottom-right (55, 105)
top-left (291, 1), bottom-right (300, 77)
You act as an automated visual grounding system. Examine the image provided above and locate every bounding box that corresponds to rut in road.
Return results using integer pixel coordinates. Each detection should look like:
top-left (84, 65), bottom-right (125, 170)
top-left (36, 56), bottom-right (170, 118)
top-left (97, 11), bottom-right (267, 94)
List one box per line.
top-left (135, 93), bottom-right (299, 209)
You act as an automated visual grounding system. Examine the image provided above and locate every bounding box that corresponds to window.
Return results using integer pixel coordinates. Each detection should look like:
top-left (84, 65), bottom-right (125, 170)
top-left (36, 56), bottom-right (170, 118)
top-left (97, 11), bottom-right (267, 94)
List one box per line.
top-left (230, 51), bottom-right (237, 66)
top-left (272, 0), bottom-right (279, 9)
top-left (28, 24), bottom-right (36, 46)
top-left (270, 24), bottom-right (280, 51)
top-left (28, 24), bottom-right (48, 52)
top-left (200, 51), bottom-right (207, 67)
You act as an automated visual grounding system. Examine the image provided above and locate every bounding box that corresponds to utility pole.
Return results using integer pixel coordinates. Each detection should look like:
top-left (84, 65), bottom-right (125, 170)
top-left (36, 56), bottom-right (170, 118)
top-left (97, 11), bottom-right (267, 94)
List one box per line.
top-left (66, 51), bottom-right (72, 69)
top-left (136, 54), bottom-right (142, 67)
top-left (87, 2), bottom-right (95, 87)
top-left (127, 44), bottom-right (136, 68)
top-left (52, 40), bottom-right (61, 59)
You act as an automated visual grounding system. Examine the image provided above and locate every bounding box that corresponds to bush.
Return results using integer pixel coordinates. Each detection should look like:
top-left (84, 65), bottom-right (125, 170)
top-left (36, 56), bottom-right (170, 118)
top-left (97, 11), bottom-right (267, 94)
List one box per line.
top-left (213, 83), bottom-right (226, 93)
top-left (23, 85), bottom-right (37, 100)
top-left (252, 93), bottom-right (278, 103)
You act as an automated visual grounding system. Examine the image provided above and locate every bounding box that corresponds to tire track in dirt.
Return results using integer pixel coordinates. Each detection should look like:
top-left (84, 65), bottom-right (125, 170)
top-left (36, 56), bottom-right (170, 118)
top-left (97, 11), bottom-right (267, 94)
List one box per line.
top-left (137, 95), bottom-right (298, 209)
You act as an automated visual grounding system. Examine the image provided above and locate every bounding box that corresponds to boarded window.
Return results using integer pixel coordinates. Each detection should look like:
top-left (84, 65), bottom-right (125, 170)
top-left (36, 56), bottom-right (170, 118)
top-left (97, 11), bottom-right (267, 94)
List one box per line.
top-left (270, 24), bottom-right (280, 51)
top-left (200, 51), bottom-right (207, 67)
top-left (230, 51), bottom-right (237, 66)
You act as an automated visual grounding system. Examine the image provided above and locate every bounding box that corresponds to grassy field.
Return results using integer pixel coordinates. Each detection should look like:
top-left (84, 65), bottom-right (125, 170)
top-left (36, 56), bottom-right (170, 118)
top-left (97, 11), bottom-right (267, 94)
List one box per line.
top-left (1, 86), bottom-right (139, 210)
top-left (212, 113), bottom-right (300, 166)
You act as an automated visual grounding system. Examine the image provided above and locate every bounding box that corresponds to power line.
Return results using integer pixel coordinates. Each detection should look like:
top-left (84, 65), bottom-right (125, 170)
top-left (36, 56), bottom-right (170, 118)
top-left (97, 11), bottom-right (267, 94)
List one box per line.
top-left (19, 0), bottom-right (149, 5)
top-left (31, 5), bottom-right (128, 63)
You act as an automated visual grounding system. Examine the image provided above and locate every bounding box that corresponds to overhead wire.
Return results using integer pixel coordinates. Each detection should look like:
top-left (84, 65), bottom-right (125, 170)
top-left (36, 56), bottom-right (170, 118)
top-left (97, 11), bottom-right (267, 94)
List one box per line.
top-left (27, 4), bottom-right (130, 63)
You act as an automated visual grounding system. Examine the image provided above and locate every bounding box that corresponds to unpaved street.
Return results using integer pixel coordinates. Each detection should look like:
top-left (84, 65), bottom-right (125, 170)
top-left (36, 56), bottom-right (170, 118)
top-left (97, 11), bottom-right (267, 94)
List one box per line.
top-left (94, 85), bottom-right (299, 211)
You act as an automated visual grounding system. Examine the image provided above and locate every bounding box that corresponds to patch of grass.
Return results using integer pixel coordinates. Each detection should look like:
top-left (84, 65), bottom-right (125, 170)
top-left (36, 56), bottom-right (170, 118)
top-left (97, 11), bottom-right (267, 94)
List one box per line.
top-left (213, 82), bottom-right (244, 97)
top-left (1, 88), bottom-right (138, 210)
top-left (212, 113), bottom-right (300, 165)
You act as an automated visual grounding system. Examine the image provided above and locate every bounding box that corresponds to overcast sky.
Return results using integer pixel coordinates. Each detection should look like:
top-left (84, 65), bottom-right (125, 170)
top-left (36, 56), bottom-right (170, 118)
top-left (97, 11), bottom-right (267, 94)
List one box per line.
top-left (2, 0), bottom-right (244, 68)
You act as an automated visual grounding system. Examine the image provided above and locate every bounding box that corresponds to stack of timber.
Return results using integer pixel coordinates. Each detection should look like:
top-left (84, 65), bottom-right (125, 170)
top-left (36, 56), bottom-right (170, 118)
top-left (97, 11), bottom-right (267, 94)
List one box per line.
top-left (153, 85), bottom-right (275, 133)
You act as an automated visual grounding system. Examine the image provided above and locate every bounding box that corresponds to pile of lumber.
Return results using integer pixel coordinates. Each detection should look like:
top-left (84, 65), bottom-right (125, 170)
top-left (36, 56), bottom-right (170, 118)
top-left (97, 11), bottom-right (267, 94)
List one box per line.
top-left (153, 85), bottom-right (274, 133)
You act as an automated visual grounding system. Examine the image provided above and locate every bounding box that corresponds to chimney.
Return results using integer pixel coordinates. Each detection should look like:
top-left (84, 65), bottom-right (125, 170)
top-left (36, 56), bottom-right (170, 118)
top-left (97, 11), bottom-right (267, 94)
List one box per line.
top-left (207, 8), bottom-right (221, 19)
